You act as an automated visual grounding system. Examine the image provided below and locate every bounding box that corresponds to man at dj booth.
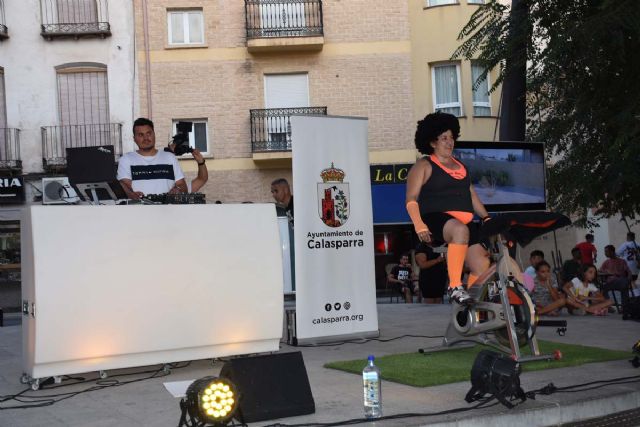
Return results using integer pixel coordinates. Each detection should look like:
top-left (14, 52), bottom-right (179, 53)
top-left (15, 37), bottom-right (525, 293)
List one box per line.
top-left (117, 117), bottom-right (188, 200)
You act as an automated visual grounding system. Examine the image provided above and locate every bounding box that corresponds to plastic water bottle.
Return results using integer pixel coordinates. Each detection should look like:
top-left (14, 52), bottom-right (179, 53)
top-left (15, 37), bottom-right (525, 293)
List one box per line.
top-left (363, 355), bottom-right (382, 418)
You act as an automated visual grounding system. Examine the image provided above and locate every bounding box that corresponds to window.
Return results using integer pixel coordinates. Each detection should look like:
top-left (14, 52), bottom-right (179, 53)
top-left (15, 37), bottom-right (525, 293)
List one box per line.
top-left (427, 0), bottom-right (457, 6)
top-left (432, 64), bottom-right (462, 116)
top-left (0, 68), bottom-right (6, 129)
top-left (264, 73), bottom-right (309, 142)
top-left (468, 0), bottom-right (485, 4)
top-left (56, 0), bottom-right (98, 24)
top-left (56, 63), bottom-right (112, 148)
top-left (57, 64), bottom-right (109, 126)
top-left (167, 10), bottom-right (204, 45)
top-left (471, 62), bottom-right (491, 116)
top-left (0, 68), bottom-right (7, 152)
top-left (172, 119), bottom-right (209, 154)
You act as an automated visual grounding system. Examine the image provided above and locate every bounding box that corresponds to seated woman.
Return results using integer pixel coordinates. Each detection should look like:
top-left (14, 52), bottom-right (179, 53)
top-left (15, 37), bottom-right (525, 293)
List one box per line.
top-left (405, 112), bottom-right (491, 304)
top-left (563, 264), bottom-right (613, 316)
top-left (532, 261), bottom-right (566, 316)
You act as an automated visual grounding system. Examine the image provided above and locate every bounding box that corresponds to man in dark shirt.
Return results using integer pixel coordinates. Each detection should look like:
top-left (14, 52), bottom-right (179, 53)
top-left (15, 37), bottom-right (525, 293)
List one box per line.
top-left (600, 244), bottom-right (632, 313)
top-left (561, 247), bottom-right (582, 285)
top-left (388, 253), bottom-right (418, 303)
top-left (415, 242), bottom-right (447, 304)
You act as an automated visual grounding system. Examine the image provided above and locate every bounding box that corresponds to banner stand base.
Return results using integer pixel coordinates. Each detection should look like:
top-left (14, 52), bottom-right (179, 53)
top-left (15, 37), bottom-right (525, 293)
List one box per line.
top-left (285, 307), bottom-right (379, 346)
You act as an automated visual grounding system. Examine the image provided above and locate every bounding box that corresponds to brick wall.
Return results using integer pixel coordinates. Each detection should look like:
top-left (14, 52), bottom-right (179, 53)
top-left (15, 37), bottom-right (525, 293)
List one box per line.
top-left (134, 0), bottom-right (414, 196)
top-left (185, 167), bottom-right (292, 204)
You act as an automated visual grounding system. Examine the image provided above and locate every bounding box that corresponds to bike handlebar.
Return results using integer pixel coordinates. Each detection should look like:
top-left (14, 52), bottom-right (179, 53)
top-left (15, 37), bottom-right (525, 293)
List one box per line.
top-left (479, 212), bottom-right (571, 247)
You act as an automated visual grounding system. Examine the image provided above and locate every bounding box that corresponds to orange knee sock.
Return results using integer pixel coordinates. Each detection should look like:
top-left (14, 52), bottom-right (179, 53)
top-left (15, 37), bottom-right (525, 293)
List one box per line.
top-left (467, 274), bottom-right (478, 286)
top-left (447, 243), bottom-right (468, 288)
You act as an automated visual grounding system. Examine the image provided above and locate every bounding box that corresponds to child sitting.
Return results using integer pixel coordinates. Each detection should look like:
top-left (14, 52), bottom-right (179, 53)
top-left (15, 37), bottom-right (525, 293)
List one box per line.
top-left (563, 264), bottom-right (613, 316)
top-left (532, 261), bottom-right (566, 316)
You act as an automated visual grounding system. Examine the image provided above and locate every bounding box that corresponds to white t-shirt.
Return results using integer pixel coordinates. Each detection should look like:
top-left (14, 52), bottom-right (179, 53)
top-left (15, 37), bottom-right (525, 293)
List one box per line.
top-left (616, 241), bottom-right (639, 275)
top-left (117, 150), bottom-right (185, 195)
top-left (570, 277), bottom-right (599, 306)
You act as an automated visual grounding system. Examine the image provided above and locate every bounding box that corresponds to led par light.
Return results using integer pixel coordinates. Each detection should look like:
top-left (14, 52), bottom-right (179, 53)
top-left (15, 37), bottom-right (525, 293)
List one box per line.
top-left (179, 376), bottom-right (238, 427)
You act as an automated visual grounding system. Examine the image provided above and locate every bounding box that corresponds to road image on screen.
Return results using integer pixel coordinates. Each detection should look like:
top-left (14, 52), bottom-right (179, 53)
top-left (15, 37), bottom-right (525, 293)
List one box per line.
top-left (454, 141), bottom-right (546, 212)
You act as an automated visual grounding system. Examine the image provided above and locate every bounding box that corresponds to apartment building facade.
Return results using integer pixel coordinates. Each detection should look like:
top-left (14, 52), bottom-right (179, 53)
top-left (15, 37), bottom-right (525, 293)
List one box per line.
top-left (0, 0), bottom-right (137, 189)
top-left (133, 0), bottom-right (415, 203)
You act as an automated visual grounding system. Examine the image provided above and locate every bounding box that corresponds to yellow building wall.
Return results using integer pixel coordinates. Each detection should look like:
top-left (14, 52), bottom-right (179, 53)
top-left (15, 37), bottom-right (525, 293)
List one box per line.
top-left (132, 1), bottom-right (503, 203)
top-left (409, 0), bottom-right (502, 142)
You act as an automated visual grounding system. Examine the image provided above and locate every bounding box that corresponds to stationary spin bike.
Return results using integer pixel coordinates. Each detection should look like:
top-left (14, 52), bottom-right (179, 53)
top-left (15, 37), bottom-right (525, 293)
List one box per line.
top-left (437, 212), bottom-right (570, 362)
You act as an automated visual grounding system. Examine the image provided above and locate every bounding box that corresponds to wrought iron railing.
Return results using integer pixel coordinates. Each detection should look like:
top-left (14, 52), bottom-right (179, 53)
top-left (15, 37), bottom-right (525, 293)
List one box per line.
top-left (41, 123), bottom-right (122, 171)
top-left (0, 129), bottom-right (21, 170)
top-left (0, 0), bottom-right (7, 39)
top-left (245, 0), bottom-right (323, 39)
top-left (40, 0), bottom-right (111, 39)
top-left (250, 107), bottom-right (327, 152)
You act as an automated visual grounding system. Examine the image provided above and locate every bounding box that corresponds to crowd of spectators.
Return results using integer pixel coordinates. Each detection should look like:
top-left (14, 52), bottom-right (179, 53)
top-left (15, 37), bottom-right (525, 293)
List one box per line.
top-left (521, 232), bottom-right (638, 319)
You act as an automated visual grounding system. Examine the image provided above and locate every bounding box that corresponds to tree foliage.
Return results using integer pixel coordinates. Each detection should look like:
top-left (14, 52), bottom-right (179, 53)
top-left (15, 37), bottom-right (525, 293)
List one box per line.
top-left (453, 0), bottom-right (640, 225)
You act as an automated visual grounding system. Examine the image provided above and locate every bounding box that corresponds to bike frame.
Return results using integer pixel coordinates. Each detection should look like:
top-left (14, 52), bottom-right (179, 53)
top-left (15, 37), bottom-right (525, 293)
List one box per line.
top-left (441, 234), bottom-right (555, 362)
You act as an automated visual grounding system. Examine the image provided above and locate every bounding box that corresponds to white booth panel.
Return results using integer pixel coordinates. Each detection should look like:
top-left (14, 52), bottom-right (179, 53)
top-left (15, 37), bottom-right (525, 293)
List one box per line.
top-left (22, 204), bottom-right (284, 378)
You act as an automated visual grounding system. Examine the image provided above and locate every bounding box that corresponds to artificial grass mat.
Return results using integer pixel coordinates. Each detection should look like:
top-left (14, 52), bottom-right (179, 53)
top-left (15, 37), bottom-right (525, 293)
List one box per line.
top-left (324, 340), bottom-right (630, 387)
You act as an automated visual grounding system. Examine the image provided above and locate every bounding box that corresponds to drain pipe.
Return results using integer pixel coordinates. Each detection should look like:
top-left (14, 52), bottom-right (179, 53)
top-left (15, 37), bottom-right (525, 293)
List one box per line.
top-left (142, 0), bottom-right (153, 119)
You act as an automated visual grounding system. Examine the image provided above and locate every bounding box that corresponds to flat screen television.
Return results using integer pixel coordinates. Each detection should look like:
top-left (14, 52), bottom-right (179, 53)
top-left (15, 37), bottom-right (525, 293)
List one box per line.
top-left (453, 141), bottom-right (546, 212)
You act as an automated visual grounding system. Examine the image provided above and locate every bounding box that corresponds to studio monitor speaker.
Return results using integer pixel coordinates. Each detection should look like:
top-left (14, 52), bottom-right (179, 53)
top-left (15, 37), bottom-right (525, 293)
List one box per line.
top-left (220, 351), bottom-right (315, 423)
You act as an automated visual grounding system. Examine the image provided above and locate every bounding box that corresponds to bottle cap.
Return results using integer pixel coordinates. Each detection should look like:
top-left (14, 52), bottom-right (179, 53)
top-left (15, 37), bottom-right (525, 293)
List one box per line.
top-left (368, 355), bottom-right (374, 361)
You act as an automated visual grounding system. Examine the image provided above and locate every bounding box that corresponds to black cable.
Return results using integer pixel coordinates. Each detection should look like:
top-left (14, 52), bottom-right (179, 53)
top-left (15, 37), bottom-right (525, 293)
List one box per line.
top-left (525, 374), bottom-right (640, 400)
top-left (268, 375), bottom-right (640, 427)
top-left (285, 334), bottom-right (444, 348)
top-left (0, 368), bottom-right (168, 409)
top-left (0, 362), bottom-right (191, 410)
top-left (263, 397), bottom-right (499, 427)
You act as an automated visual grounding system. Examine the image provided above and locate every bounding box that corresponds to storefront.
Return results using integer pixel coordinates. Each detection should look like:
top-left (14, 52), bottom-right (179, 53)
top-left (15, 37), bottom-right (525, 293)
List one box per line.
top-left (0, 176), bottom-right (25, 325)
top-left (370, 164), bottom-right (416, 290)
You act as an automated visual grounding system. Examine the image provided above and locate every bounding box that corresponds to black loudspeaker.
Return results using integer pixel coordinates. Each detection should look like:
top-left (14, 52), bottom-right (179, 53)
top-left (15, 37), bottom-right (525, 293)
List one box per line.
top-left (219, 351), bottom-right (315, 423)
top-left (465, 350), bottom-right (526, 408)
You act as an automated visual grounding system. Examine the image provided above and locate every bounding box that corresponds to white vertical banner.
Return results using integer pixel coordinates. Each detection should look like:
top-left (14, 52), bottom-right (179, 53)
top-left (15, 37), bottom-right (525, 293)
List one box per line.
top-left (291, 115), bottom-right (378, 341)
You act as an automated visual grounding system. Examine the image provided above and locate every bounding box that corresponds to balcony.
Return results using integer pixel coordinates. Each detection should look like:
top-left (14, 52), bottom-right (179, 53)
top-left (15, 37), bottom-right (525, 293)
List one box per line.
top-left (250, 107), bottom-right (326, 160)
top-left (245, 0), bottom-right (324, 52)
top-left (0, 129), bottom-right (22, 171)
top-left (41, 123), bottom-right (122, 172)
top-left (40, 0), bottom-right (111, 40)
top-left (0, 0), bottom-right (7, 40)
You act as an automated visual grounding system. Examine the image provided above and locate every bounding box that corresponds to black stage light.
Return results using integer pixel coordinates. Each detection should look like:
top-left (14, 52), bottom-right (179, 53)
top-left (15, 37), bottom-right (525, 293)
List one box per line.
top-left (178, 376), bottom-right (239, 427)
top-left (465, 350), bottom-right (526, 408)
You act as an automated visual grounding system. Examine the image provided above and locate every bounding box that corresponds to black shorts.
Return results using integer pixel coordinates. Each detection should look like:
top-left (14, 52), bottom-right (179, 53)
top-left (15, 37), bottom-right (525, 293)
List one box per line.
top-left (422, 212), bottom-right (485, 247)
top-left (420, 278), bottom-right (447, 299)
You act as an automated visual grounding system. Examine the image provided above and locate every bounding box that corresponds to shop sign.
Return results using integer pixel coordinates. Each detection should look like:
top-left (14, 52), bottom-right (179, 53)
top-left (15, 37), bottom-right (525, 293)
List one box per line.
top-left (0, 176), bottom-right (25, 203)
top-left (370, 164), bottom-right (412, 185)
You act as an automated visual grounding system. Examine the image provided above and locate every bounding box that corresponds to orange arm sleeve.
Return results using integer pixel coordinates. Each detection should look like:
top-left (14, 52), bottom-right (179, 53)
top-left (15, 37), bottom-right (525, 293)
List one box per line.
top-left (406, 201), bottom-right (428, 233)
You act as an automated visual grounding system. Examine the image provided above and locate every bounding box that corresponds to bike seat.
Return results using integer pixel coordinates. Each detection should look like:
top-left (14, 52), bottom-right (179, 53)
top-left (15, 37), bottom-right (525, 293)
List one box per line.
top-left (479, 212), bottom-right (571, 247)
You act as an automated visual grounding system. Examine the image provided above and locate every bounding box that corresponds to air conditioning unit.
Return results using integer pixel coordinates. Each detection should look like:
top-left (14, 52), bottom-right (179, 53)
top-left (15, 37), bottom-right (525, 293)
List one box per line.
top-left (41, 177), bottom-right (79, 205)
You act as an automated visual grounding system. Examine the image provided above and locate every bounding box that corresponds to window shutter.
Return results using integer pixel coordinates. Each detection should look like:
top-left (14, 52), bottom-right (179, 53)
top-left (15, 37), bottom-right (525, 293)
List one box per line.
top-left (57, 70), bottom-right (109, 126)
top-left (57, 0), bottom-right (98, 24)
top-left (264, 74), bottom-right (309, 108)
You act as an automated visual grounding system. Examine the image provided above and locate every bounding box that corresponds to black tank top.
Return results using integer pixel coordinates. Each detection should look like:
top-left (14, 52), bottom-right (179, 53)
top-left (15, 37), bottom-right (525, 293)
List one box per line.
top-left (418, 156), bottom-right (473, 214)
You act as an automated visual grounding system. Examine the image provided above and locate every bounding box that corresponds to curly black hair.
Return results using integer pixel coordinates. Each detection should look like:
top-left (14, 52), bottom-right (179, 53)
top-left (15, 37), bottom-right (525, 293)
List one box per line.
top-left (414, 112), bottom-right (460, 155)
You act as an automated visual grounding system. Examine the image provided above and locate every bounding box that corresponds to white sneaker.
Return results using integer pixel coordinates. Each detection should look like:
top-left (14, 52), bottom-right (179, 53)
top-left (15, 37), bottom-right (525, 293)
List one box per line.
top-left (449, 287), bottom-right (473, 305)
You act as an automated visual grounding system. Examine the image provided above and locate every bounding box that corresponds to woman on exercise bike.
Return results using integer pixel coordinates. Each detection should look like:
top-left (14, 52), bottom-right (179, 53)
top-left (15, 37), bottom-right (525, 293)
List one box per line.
top-left (406, 112), bottom-right (491, 304)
